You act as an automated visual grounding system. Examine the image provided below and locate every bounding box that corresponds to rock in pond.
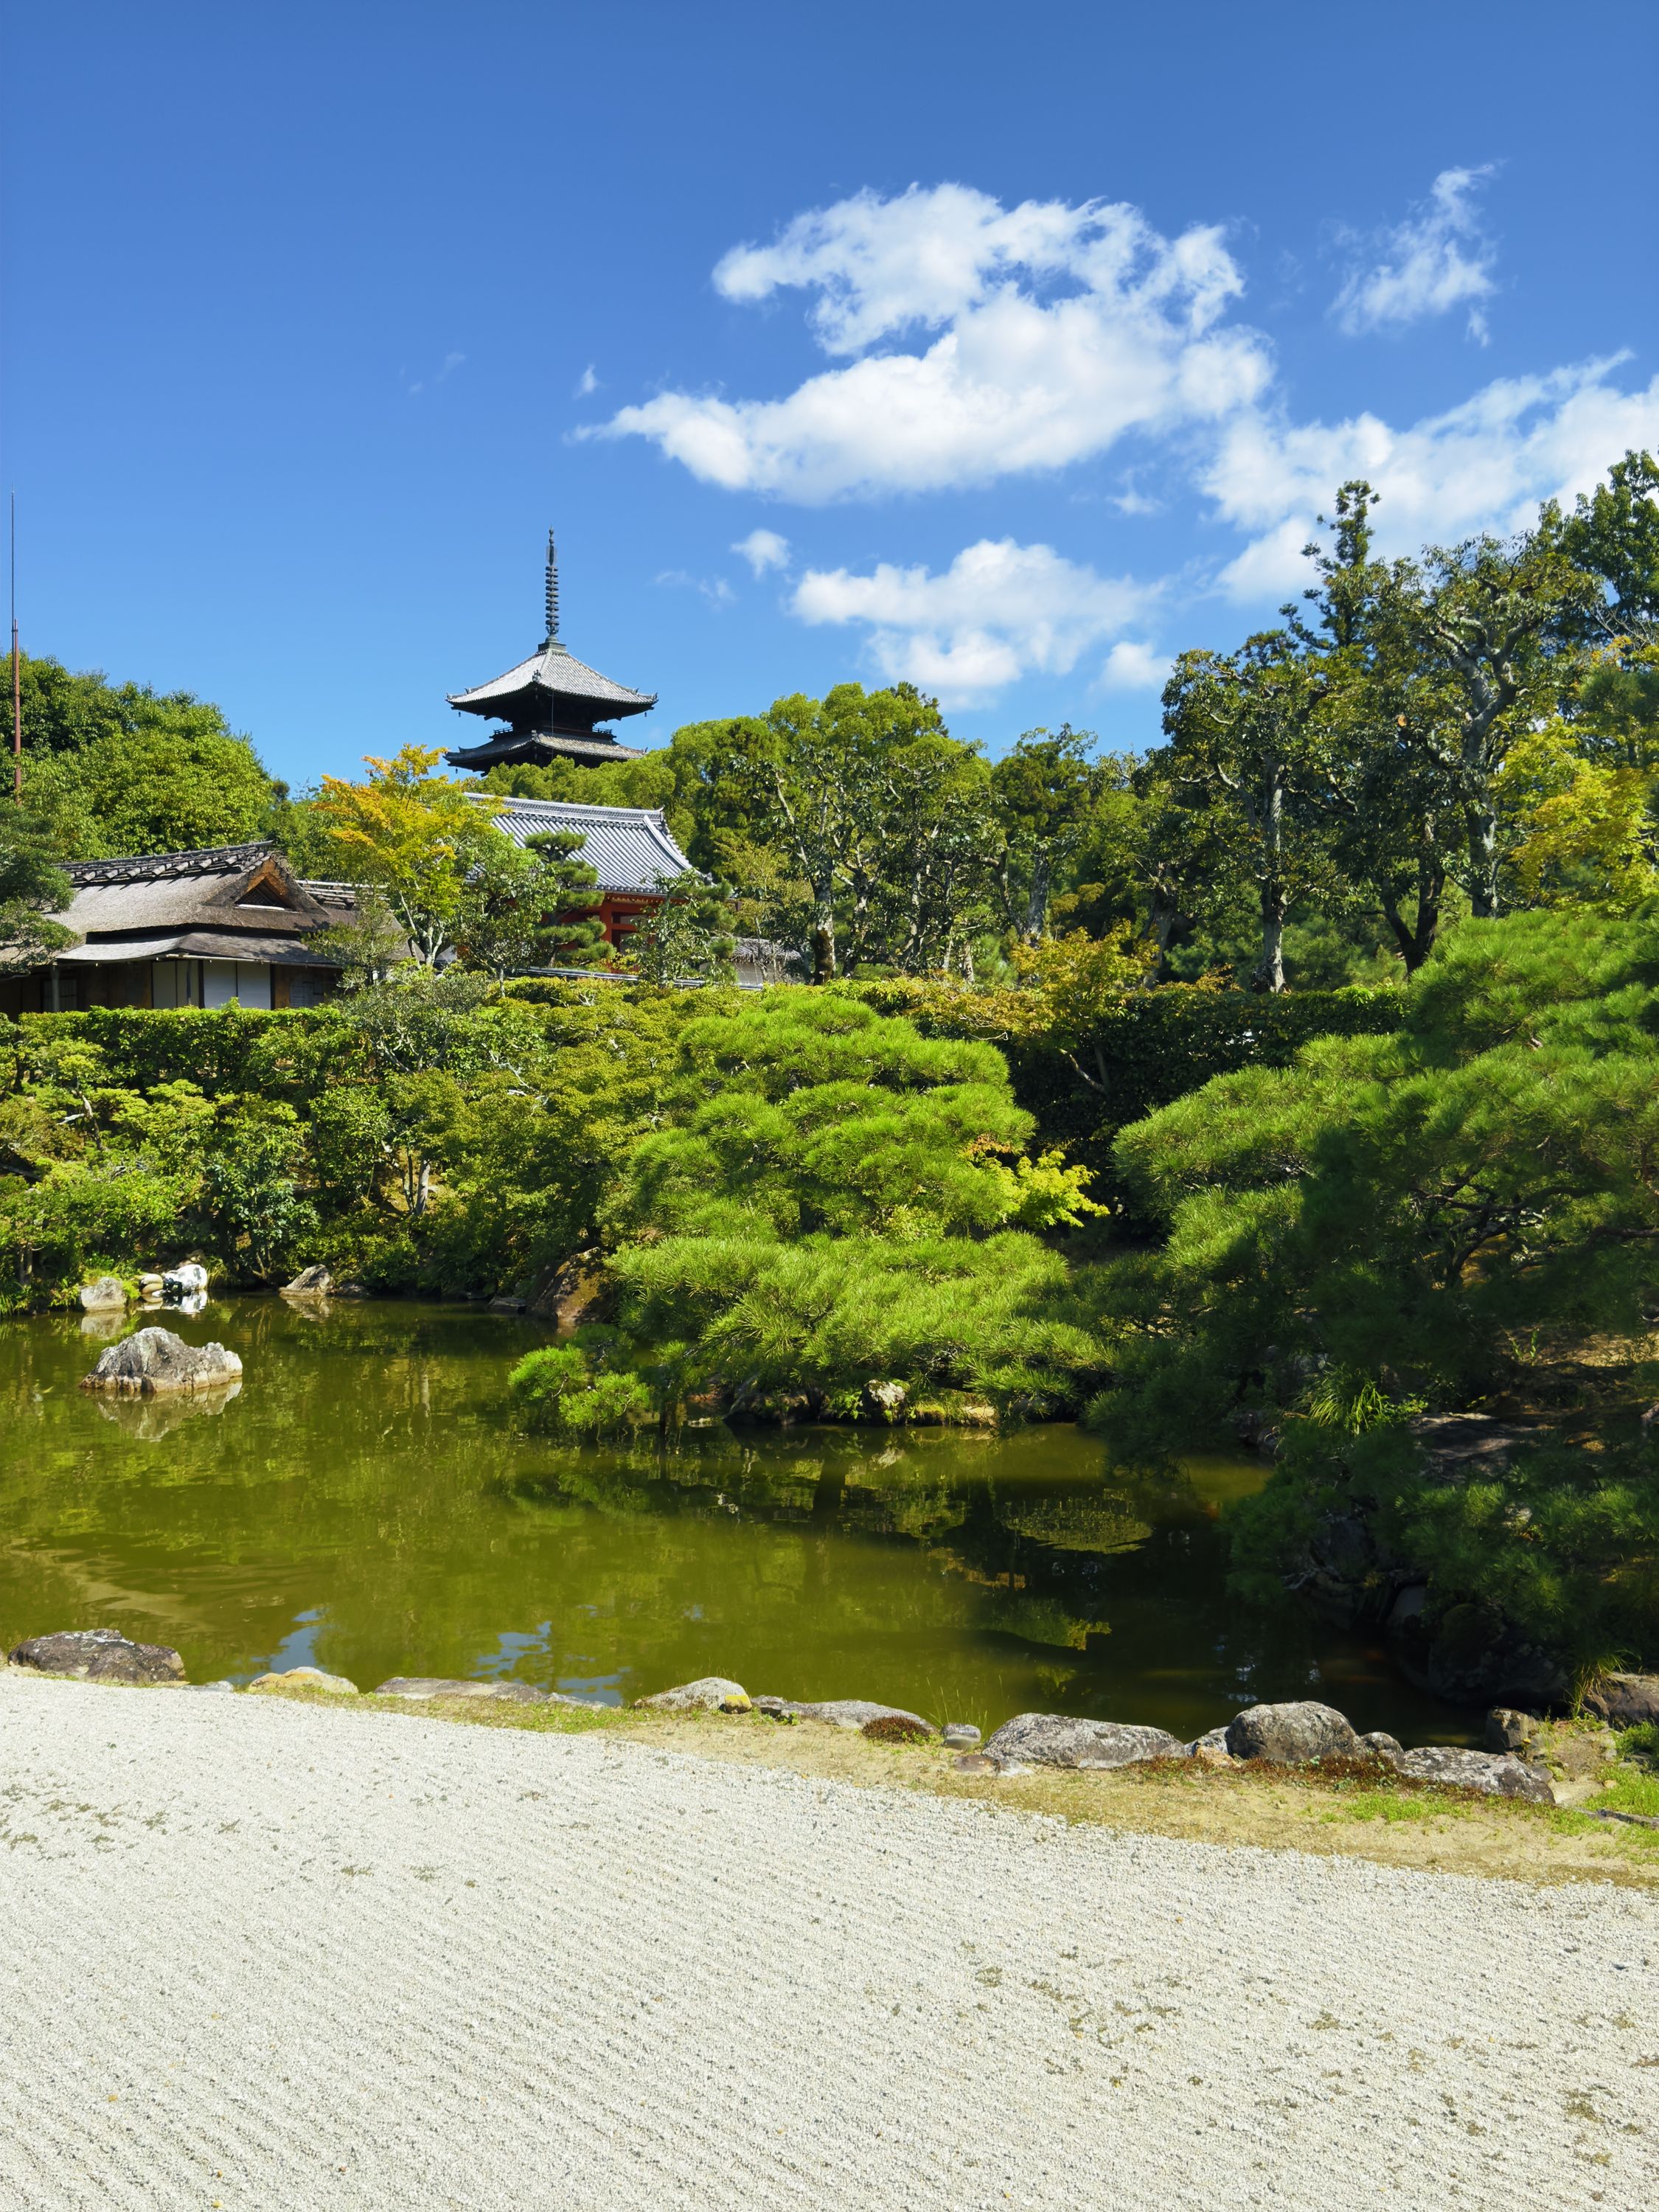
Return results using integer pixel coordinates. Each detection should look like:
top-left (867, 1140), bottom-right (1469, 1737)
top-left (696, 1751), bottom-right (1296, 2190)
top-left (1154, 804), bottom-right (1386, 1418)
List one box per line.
top-left (161, 1262), bottom-right (210, 1299)
top-left (1396, 1745), bottom-right (1554, 1802)
top-left (78, 1275), bottom-right (128, 1312)
top-left (1581, 1672), bottom-right (1659, 1728)
top-left (982, 1714), bottom-right (1188, 1770)
top-left (637, 1677), bottom-right (752, 1714)
top-left (9, 1627), bottom-right (186, 1685)
top-left (80, 1327), bottom-right (242, 1399)
top-left (281, 1265), bottom-right (332, 1298)
top-left (942, 1722), bottom-right (981, 1750)
top-left (374, 1676), bottom-right (602, 1708)
top-left (1225, 1701), bottom-right (1360, 1765)
top-left (247, 1667), bottom-right (358, 1695)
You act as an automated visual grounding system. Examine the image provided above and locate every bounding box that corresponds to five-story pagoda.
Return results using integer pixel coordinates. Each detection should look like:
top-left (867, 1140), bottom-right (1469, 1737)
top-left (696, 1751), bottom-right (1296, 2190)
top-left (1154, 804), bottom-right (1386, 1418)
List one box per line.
top-left (444, 532), bottom-right (656, 770)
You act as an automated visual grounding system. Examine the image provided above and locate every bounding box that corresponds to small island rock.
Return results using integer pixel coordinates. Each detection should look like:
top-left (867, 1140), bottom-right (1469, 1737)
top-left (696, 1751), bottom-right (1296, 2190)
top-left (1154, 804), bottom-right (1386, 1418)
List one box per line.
top-left (80, 1327), bottom-right (242, 1398)
top-left (247, 1666), bottom-right (358, 1695)
top-left (1225, 1701), bottom-right (1360, 1764)
top-left (860, 1380), bottom-right (907, 1422)
top-left (637, 1676), bottom-right (752, 1714)
top-left (79, 1276), bottom-right (128, 1312)
top-left (982, 1714), bottom-right (1188, 1770)
top-left (1397, 1745), bottom-right (1554, 1801)
top-left (9, 1627), bottom-right (186, 1685)
top-left (281, 1265), bottom-right (332, 1298)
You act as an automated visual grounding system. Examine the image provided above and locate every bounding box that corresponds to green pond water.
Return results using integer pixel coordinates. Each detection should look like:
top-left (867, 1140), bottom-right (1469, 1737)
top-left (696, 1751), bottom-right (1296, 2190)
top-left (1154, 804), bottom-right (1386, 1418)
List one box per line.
top-left (1, 1298), bottom-right (1478, 1745)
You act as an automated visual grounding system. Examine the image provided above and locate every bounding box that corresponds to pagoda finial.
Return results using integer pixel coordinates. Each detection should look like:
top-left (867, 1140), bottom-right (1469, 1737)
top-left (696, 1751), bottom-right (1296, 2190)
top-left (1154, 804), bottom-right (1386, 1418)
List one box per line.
top-left (544, 529), bottom-right (560, 644)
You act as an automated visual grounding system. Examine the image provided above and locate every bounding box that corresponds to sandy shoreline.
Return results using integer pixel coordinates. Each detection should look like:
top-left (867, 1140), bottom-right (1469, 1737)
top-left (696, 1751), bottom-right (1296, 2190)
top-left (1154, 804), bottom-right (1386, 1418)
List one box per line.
top-left (1, 1669), bottom-right (1655, 2210)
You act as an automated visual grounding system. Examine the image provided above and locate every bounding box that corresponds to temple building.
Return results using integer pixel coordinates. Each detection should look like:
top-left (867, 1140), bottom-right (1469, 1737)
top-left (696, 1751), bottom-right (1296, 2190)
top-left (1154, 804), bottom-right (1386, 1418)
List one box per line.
top-left (0, 842), bottom-right (353, 1016)
top-left (482, 794), bottom-right (693, 953)
top-left (445, 532), bottom-right (656, 771)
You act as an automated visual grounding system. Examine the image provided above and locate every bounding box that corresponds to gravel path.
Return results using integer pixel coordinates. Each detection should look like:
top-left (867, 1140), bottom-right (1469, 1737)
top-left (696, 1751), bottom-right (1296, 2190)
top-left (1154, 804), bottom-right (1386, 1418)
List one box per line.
top-left (1, 1672), bottom-right (1655, 2210)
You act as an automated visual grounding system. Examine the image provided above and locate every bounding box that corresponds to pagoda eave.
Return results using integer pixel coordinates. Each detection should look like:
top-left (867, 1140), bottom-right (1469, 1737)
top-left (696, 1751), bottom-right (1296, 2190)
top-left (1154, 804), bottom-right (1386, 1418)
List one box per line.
top-left (445, 729), bottom-right (648, 771)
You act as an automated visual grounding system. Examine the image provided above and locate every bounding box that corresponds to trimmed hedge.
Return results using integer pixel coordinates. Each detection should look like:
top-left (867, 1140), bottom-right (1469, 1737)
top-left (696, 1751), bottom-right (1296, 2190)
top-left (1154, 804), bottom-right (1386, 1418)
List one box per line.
top-left (7, 1006), bottom-right (321, 1097)
top-left (835, 980), bottom-right (1405, 1211)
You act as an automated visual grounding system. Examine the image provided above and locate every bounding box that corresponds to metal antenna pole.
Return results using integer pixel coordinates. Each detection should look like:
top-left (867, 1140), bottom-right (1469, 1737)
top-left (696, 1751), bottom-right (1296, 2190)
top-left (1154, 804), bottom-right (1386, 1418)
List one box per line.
top-left (10, 493), bottom-right (20, 803)
top-left (545, 527), bottom-right (559, 644)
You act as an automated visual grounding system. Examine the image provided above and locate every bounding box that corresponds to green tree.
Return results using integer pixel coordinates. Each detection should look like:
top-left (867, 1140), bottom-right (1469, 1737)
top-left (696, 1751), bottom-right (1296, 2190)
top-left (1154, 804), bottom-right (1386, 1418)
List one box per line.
top-left (990, 726), bottom-right (1102, 945)
top-left (0, 813), bottom-right (74, 967)
top-left (315, 746), bottom-right (505, 968)
top-left (623, 872), bottom-right (736, 988)
top-left (1160, 633), bottom-right (1336, 992)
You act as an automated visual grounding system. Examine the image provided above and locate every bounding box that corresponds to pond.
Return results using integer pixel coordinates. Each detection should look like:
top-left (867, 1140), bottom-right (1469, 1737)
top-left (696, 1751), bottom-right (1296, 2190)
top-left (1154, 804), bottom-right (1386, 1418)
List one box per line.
top-left (0, 1299), bottom-right (1477, 1745)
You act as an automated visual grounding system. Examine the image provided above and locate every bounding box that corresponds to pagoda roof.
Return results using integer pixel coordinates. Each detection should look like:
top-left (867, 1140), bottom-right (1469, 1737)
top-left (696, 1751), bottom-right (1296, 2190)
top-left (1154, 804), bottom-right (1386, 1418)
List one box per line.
top-left (447, 639), bottom-right (657, 724)
top-left (479, 796), bottom-right (693, 897)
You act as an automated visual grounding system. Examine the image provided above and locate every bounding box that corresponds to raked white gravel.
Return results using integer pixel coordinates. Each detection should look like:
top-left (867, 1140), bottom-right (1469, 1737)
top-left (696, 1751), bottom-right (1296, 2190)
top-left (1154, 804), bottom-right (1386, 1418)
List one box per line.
top-left (0, 1669), bottom-right (1655, 2210)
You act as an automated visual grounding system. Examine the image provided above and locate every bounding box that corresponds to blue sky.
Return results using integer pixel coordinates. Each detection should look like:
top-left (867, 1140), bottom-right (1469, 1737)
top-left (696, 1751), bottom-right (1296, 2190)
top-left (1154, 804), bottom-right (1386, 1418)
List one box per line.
top-left (5, 1), bottom-right (1656, 789)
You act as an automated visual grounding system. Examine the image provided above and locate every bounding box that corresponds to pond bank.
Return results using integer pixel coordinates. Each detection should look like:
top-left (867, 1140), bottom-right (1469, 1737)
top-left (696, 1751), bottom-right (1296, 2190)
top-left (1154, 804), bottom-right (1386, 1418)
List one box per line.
top-left (3, 1669), bottom-right (1655, 2212)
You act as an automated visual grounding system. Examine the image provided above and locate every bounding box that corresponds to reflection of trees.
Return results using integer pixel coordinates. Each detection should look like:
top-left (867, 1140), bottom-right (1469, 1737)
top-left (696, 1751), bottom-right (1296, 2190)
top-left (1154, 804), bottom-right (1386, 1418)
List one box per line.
top-left (1, 1299), bottom-right (1364, 1736)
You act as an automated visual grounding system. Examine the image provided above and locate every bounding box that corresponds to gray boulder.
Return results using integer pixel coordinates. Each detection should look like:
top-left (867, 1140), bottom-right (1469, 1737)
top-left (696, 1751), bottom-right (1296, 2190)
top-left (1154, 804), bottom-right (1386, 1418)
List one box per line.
top-left (10, 1627), bottom-right (186, 1686)
top-left (784, 1698), bottom-right (931, 1732)
top-left (78, 1275), bottom-right (128, 1312)
top-left (860, 1380), bottom-right (908, 1423)
top-left (247, 1666), bottom-right (358, 1694)
top-left (1186, 1726), bottom-right (1234, 1763)
top-left (1397, 1745), bottom-right (1554, 1803)
top-left (637, 1676), bottom-right (752, 1714)
top-left (281, 1265), bottom-right (332, 1298)
top-left (1225, 1701), bottom-right (1360, 1764)
top-left (373, 1676), bottom-right (602, 1708)
top-left (1486, 1706), bottom-right (1543, 1755)
top-left (942, 1722), bottom-right (981, 1750)
top-left (1356, 1731), bottom-right (1405, 1767)
top-left (161, 1262), bottom-right (209, 1299)
top-left (981, 1714), bottom-right (1188, 1770)
top-left (1580, 1672), bottom-right (1659, 1728)
top-left (80, 1327), bottom-right (242, 1398)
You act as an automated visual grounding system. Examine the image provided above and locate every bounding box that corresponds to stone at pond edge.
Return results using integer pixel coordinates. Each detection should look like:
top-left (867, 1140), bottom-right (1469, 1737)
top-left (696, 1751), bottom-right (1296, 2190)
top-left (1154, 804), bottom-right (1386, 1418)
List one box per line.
top-left (1395, 1745), bottom-right (1555, 1803)
top-left (9, 1628), bottom-right (186, 1686)
top-left (1356, 1731), bottom-right (1405, 1767)
top-left (373, 1676), bottom-right (603, 1708)
top-left (247, 1667), bottom-right (358, 1695)
top-left (981, 1714), bottom-right (1189, 1770)
top-left (637, 1677), bottom-right (752, 1714)
top-left (1486, 1707), bottom-right (1543, 1756)
top-left (942, 1722), bottom-right (981, 1750)
top-left (282, 1265), bottom-right (332, 1298)
top-left (860, 1380), bottom-right (907, 1423)
top-left (954, 1753), bottom-right (1001, 1775)
top-left (1225, 1701), bottom-right (1360, 1765)
top-left (1186, 1727), bottom-right (1234, 1765)
top-left (79, 1276), bottom-right (128, 1312)
top-left (161, 1263), bottom-right (210, 1299)
top-left (80, 1328), bottom-right (243, 1399)
top-left (1580, 1672), bottom-right (1659, 1728)
top-left (782, 1699), bottom-right (932, 1733)
top-left (1385, 1584), bottom-right (1570, 1708)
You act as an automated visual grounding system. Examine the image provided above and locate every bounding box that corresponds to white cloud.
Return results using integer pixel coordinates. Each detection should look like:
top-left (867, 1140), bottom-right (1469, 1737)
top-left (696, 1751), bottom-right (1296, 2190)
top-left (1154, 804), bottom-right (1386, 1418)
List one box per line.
top-left (732, 527), bottom-right (790, 576)
top-left (1332, 168), bottom-right (1498, 341)
top-left (576, 364), bottom-right (599, 397)
top-left (655, 569), bottom-right (734, 608)
top-left (1208, 358), bottom-right (1659, 597)
top-left (1099, 640), bottom-right (1166, 691)
top-left (593, 184), bottom-right (1271, 501)
top-left (790, 537), bottom-right (1155, 705)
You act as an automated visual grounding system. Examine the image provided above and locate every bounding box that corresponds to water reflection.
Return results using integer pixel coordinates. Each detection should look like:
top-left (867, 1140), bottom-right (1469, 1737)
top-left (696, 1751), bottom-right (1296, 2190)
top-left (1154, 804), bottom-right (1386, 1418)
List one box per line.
top-left (0, 1299), bottom-right (1479, 1744)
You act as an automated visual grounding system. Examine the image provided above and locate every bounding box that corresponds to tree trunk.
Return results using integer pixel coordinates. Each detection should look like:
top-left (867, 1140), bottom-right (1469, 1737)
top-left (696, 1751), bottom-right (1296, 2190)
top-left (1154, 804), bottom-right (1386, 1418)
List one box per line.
top-left (1377, 844), bottom-right (1446, 973)
top-left (1253, 885), bottom-right (1287, 993)
top-left (810, 887), bottom-right (837, 984)
top-left (1465, 804), bottom-right (1500, 919)
top-left (1023, 852), bottom-right (1051, 943)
